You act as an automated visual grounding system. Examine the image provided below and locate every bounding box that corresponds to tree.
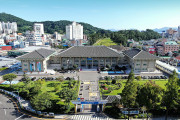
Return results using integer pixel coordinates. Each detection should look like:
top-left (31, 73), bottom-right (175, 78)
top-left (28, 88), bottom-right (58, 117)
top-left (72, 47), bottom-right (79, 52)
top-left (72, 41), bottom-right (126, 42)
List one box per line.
top-left (29, 80), bottom-right (43, 96)
top-left (106, 76), bottom-right (111, 85)
top-left (121, 70), bottom-right (138, 120)
top-left (58, 87), bottom-right (77, 105)
top-left (3, 73), bottom-right (17, 88)
top-left (108, 87), bottom-right (114, 93)
top-left (21, 74), bottom-right (31, 84)
top-left (162, 70), bottom-right (180, 120)
top-left (31, 92), bottom-right (52, 111)
top-left (136, 81), bottom-right (163, 115)
top-left (127, 69), bottom-right (135, 83)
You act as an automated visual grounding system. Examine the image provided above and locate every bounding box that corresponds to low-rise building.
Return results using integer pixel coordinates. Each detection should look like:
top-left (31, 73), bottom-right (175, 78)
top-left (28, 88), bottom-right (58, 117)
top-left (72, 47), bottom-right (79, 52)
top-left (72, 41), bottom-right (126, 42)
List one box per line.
top-left (17, 48), bottom-right (56, 72)
top-left (163, 41), bottom-right (179, 55)
top-left (142, 46), bottom-right (156, 54)
top-left (155, 40), bottom-right (179, 56)
top-left (123, 48), bottom-right (159, 73)
top-left (16, 46), bottom-right (160, 73)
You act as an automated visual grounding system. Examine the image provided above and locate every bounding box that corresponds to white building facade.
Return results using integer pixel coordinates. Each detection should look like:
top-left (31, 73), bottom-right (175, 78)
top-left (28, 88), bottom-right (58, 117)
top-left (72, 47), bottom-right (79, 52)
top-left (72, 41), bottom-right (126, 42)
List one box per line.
top-left (178, 26), bottom-right (180, 37)
top-left (0, 22), bottom-right (17, 34)
top-left (26, 23), bottom-right (44, 46)
top-left (66, 21), bottom-right (83, 40)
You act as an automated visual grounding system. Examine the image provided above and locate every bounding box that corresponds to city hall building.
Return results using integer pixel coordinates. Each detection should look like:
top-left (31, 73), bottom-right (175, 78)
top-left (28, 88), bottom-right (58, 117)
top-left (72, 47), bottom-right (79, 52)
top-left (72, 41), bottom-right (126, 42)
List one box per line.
top-left (17, 46), bottom-right (159, 73)
top-left (50, 46), bottom-right (125, 69)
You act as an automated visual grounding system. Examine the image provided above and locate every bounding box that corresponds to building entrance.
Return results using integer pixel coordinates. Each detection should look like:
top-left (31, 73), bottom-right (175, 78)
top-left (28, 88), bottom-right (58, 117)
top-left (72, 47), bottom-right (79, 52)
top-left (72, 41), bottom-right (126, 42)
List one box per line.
top-left (72, 100), bottom-right (108, 113)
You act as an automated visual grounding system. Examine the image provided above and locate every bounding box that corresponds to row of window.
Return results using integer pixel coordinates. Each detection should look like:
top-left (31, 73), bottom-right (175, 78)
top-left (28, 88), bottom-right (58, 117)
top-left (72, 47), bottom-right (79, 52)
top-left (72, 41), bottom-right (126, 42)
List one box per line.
top-left (135, 68), bottom-right (147, 70)
top-left (136, 64), bottom-right (147, 66)
top-left (62, 59), bottom-right (116, 63)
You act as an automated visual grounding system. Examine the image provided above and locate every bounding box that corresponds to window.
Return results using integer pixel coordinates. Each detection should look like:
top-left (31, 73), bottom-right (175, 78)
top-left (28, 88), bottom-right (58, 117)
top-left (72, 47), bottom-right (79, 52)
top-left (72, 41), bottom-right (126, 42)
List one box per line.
top-left (136, 64), bottom-right (140, 66)
top-left (24, 64), bottom-right (27, 66)
top-left (100, 59), bottom-right (104, 62)
top-left (75, 60), bottom-right (79, 62)
top-left (106, 59), bottom-right (110, 62)
top-left (143, 64), bottom-right (147, 66)
top-left (24, 69), bottom-right (28, 71)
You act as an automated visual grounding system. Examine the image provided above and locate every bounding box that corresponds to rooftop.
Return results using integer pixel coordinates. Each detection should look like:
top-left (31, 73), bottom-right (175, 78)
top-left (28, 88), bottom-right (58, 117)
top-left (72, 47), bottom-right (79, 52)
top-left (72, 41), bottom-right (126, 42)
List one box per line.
top-left (17, 48), bottom-right (56, 60)
top-left (17, 46), bottom-right (52, 52)
top-left (164, 41), bottom-right (178, 45)
top-left (123, 48), bottom-right (159, 60)
top-left (57, 46), bottom-right (123, 58)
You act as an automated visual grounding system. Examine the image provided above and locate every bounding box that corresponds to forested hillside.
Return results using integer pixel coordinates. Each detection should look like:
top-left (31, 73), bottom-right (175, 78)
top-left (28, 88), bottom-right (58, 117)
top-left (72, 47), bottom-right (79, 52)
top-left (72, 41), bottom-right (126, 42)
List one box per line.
top-left (0, 13), bottom-right (104, 34)
top-left (0, 13), bottom-right (161, 45)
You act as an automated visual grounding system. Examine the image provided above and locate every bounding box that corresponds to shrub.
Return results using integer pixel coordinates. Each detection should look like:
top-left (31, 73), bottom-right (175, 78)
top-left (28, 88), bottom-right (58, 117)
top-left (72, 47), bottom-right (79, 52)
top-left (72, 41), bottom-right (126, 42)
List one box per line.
top-left (136, 76), bottom-right (142, 81)
top-left (106, 64), bottom-right (111, 69)
top-left (61, 66), bottom-right (64, 70)
top-left (112, 79), bottom-right (116, 84)
top-left (73, 64), bottom-right (78, 70)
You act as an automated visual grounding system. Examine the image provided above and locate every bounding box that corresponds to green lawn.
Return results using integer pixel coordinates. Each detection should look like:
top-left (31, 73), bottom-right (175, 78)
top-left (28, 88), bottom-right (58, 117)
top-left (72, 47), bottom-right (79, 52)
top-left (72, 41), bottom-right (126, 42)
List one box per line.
top-left (0, 80), bottom-right (79, 102)
top-left (99, 79), bottom-right (168, 96)
top-left (93, 38), bottom-right (117, 46)
top-left (0, 67), bottom-right (8, 71)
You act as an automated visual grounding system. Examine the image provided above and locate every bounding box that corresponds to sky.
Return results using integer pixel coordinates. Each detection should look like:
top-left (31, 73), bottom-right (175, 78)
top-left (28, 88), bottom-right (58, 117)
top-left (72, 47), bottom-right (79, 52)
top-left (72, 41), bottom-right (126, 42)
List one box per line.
top-left (0, 0), bottom-right (180, 30)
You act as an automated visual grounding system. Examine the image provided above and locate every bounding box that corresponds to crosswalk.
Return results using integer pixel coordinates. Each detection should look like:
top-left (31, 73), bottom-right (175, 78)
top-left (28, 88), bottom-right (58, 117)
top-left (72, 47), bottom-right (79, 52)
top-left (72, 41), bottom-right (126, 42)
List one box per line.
top-left (68, 115), bottom-right (113, 120)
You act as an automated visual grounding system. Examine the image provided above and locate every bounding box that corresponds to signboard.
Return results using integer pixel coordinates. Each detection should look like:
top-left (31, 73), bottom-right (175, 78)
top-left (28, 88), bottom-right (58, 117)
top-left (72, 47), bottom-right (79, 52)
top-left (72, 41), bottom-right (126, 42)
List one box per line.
top-left (71, 100), bottom-right (108, 105)
top-left (81, 101), bottom-right (99, 104)
top-left (77, 98), bottom-right (80, 101)
top-left (87, 58), bottom-right (92, 60)
top-left (80, 98), bottom-right (84, 101)
top-left (122, 111), bottom-right (139, 115)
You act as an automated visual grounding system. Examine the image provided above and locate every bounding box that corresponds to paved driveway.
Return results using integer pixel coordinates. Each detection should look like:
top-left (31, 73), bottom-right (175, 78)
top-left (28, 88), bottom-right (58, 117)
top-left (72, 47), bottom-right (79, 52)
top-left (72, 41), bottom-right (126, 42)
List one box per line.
top-left (77, 71), bottom-right (101, 112)
top-left (0, 94), bottom-right (39, 120)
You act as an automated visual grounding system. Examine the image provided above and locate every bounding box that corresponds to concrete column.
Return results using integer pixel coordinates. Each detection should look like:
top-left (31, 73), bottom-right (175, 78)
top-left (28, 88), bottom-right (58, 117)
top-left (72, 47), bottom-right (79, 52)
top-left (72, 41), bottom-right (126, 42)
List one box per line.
top-left (104, 58), bottom-right (106, 67)
top-left (75, 104), bottom-right (77, 113)
top-left (140, 60), bottom-right (143, 72)
top-left (60, 57), bottom-right (62, 69)
top-left (147, 60), bottom-right (150, 72)
top-left (35, 60), bottom-right (37, 72)
top-left (102, 104), bottom-right (105, 112)
top-left (98, 58), bottom-right (100, 67)
top-left (73, 57), bottom-right (75, 65)
top-left (92, 58), bottom-right (93, 68)
top-left (78, 58), bottom-right (80, 68)
top-left (97, 105), bottom-right (99, 112)
top-left (41, 61), bottom-right (43, 72)
top-left (110, 57), bottom-right (112, 67)
top-left (86, 58), bottom-right (87, 68)
top-left (28, 61), bottom-right (30, 72)
top-left (81, 104), bottom-right (84, 112)
top-left (116, 58), bottom-right (118, 66)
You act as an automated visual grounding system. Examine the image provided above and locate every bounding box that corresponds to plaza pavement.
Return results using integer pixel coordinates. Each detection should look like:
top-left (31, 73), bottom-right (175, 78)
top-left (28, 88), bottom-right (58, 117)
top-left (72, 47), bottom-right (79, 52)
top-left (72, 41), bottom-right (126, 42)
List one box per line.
top-left (77, 71), bottom-right (101, 112)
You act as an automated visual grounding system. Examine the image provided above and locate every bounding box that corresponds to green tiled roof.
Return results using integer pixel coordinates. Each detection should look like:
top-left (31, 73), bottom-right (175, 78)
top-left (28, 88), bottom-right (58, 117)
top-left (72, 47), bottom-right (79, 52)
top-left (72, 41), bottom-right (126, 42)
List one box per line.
top-left (164, 41), bottom-right (178, 45)
top-left (57, 46), bottom-right (123, 57)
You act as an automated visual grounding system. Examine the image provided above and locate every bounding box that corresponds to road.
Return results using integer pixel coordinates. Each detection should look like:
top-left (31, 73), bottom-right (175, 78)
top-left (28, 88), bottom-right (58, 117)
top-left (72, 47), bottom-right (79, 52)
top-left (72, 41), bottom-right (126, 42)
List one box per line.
top-left (78, 71), bottom-right (100, 112)
top-left (0, 93), bottom-right (39, 120)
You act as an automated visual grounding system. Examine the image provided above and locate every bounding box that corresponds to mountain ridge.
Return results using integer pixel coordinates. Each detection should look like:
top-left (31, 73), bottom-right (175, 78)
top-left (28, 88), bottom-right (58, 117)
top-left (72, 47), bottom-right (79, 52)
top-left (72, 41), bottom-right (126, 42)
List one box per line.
top-left (0, 12), bottom-right (105, 34)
